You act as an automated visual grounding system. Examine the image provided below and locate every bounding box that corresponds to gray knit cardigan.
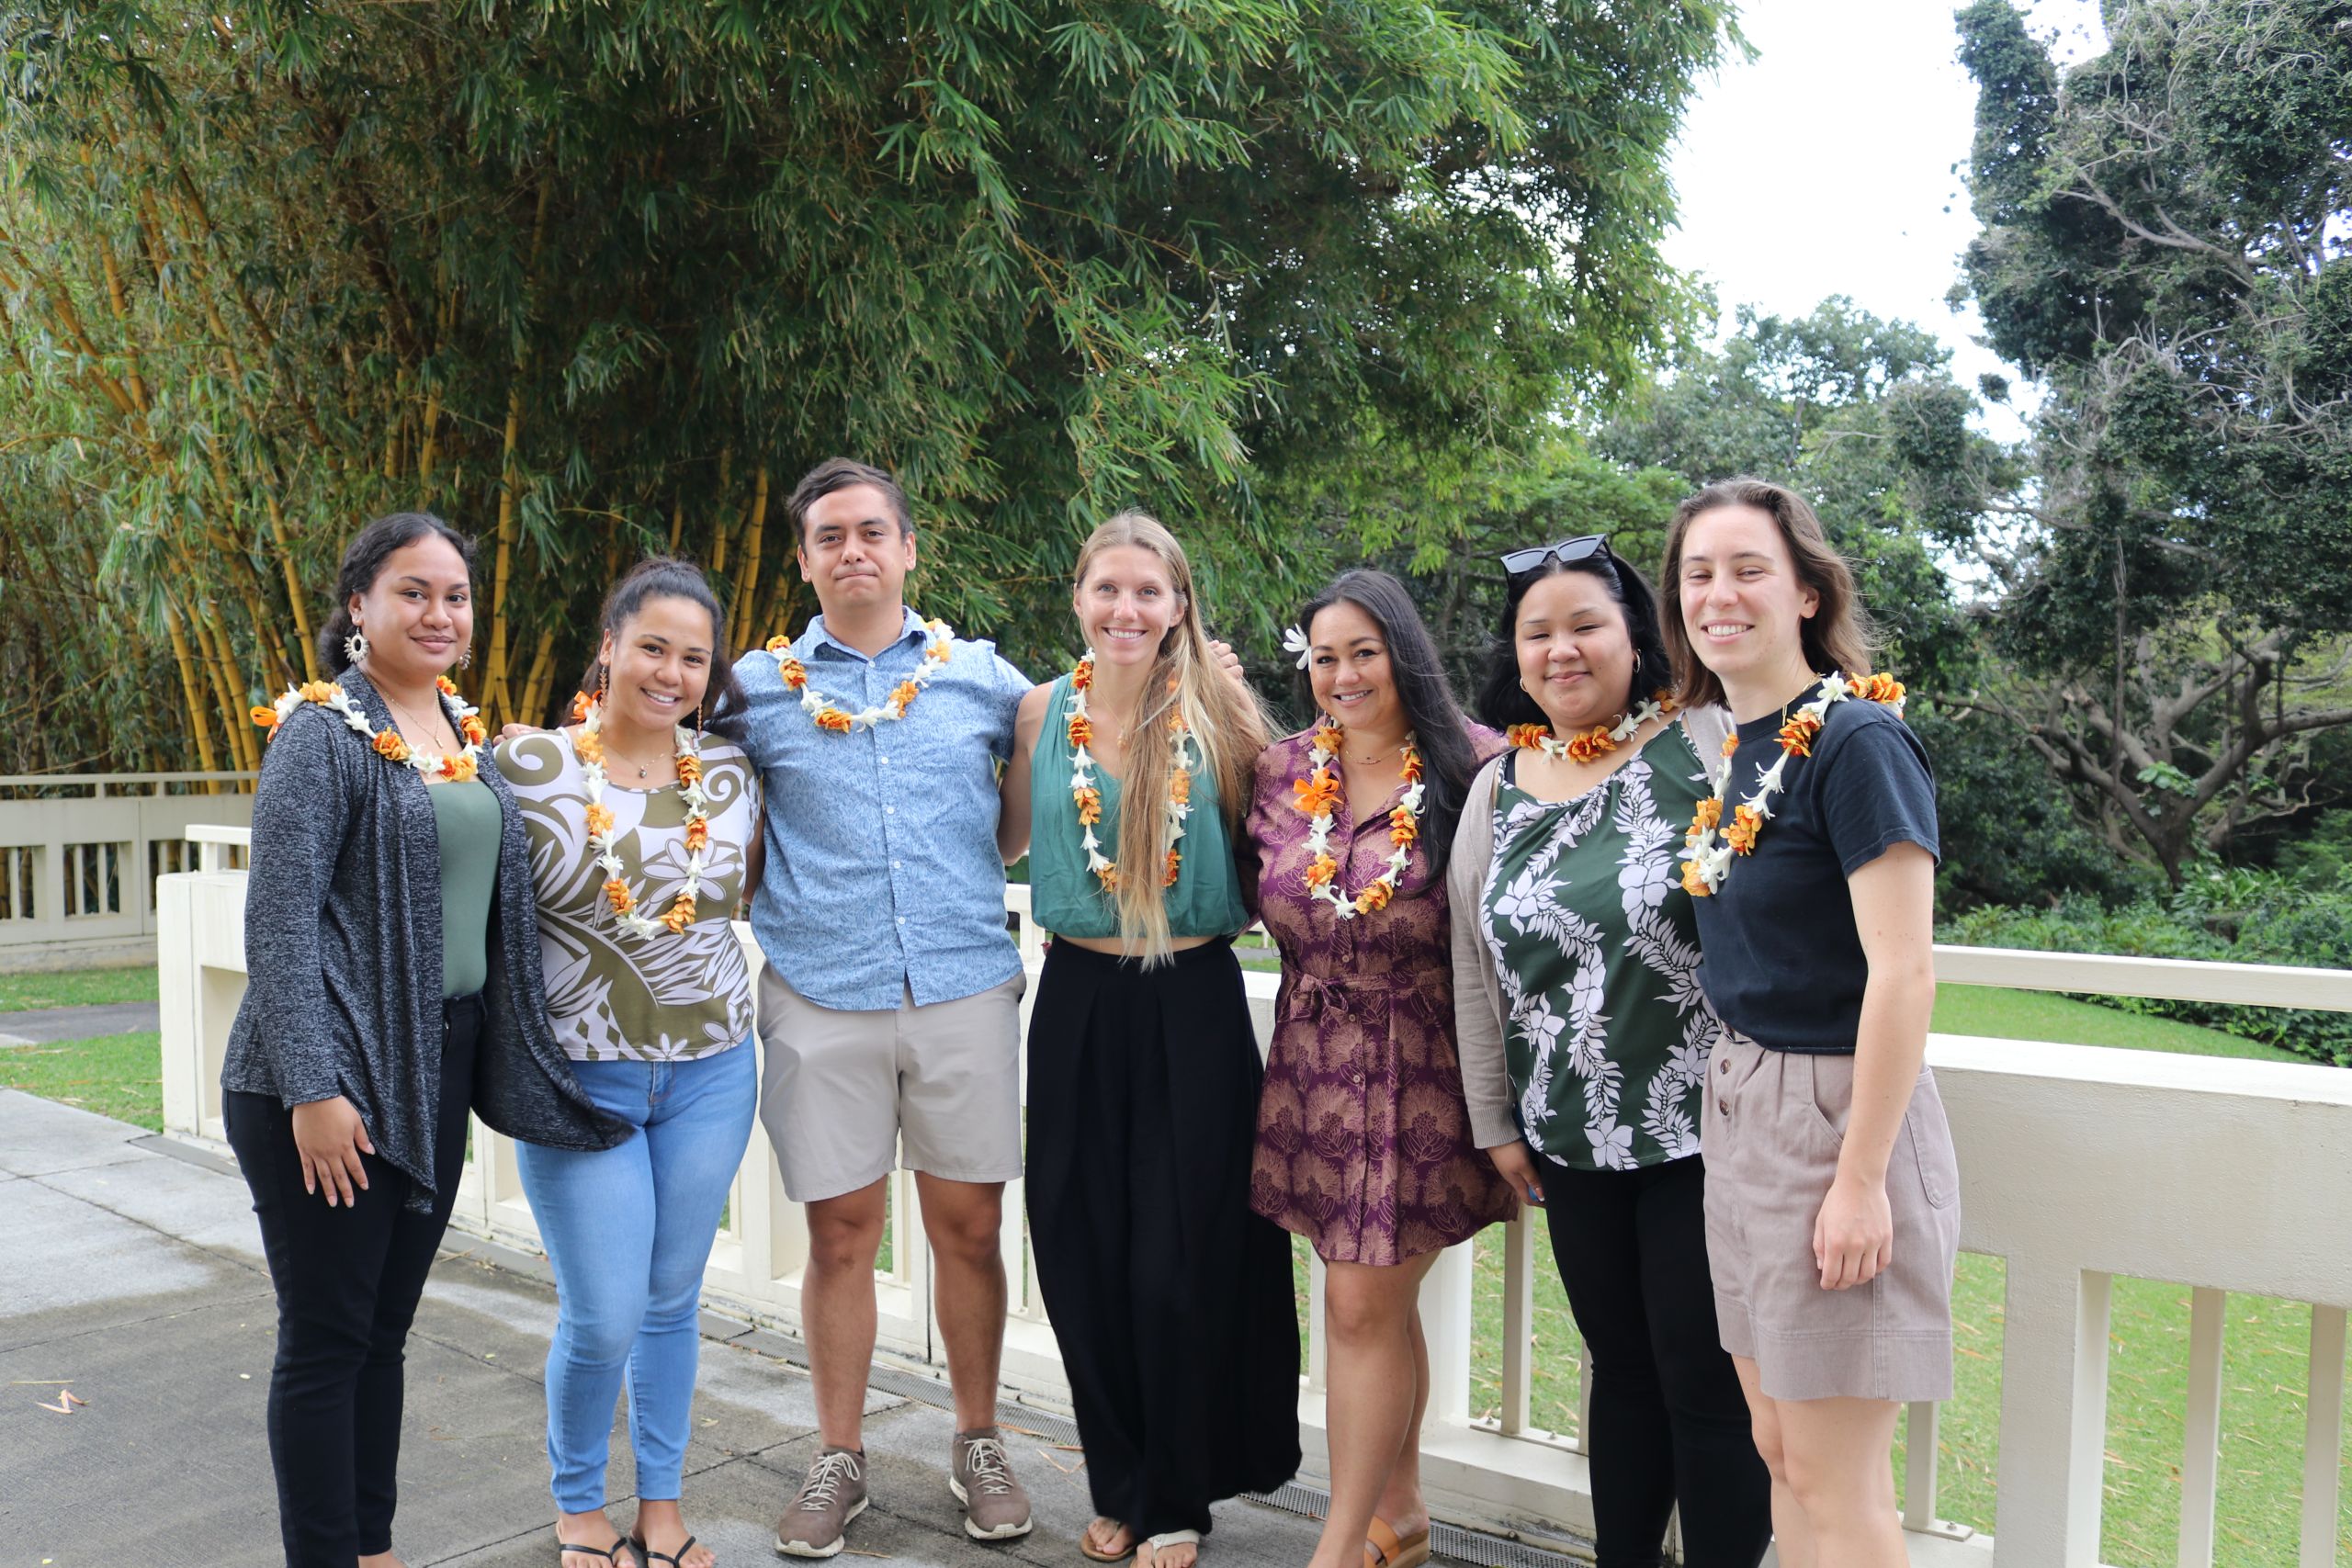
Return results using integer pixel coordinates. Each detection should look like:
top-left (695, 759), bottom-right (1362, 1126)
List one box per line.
top-left (220, 668), bottom-right (632, 1209)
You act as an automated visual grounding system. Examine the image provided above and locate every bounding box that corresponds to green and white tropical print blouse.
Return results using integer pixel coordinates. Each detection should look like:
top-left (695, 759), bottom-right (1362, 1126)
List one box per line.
top-left (1479, 721), bottom-right (1718, 1171)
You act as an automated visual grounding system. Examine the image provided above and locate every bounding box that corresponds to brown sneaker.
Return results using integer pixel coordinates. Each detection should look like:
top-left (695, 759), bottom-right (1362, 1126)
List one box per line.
top-left (949, 1427), bottom-right (1034, 1540)
top-left (774, 1446), bottom-right (868, 1558)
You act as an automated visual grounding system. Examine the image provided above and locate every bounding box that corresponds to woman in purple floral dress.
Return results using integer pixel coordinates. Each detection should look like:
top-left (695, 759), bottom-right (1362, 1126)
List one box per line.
top-left (1240, 570), bottom-right (1516, 1568)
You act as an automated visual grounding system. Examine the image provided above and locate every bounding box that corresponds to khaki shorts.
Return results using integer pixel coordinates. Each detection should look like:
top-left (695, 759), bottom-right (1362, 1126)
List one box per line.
top-left (1701, 1026), bottom-right (1961, 1404)
top-left (756, 965), bottom-right (1025, 1203)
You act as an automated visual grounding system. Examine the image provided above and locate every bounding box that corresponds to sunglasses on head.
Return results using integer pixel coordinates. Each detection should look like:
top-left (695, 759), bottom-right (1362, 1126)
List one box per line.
top-left (1498, 535), bottom-right (1614, 580)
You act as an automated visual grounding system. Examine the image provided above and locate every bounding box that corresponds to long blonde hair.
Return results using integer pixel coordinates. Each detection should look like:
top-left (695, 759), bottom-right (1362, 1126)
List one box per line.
top-left (1072, 511), bottom-right (1267, 963)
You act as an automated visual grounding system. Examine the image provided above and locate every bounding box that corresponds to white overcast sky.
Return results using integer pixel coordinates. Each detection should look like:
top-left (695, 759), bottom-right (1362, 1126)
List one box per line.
top-left (1660, 0), bottom-right (2109, 441)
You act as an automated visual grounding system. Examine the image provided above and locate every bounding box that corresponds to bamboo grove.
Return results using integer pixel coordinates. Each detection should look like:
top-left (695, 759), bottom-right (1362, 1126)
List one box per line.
top-left (0, 0), bottom-right (1736, 773)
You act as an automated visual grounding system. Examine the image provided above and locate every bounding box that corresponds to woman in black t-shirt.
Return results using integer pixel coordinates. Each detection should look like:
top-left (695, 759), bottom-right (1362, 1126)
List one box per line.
top-left (1659, 478), bottom-right (1960, 1568)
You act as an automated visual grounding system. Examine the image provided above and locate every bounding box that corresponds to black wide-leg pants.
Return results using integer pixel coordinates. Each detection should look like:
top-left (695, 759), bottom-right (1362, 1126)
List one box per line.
top-left (224, 995), bottom-right (479, 1568)
top-left (1025, 939), bottom-right (1302, 1539)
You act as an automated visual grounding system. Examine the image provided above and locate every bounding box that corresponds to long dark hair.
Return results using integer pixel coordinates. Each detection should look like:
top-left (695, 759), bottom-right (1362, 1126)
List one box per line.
top-left (319, 512), bottom-right (476, 675)
top-left (1473, 545), bottom-right (1673, 733)
top-left (1295, 569), bottom-right (1479, 889)
top-left (573, 557), bottom-right (750, 740)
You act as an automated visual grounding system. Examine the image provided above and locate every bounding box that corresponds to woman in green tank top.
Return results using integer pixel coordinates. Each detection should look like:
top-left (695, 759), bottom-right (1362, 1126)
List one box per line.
top-left (1001, 512), bottom-right (1299, 1568)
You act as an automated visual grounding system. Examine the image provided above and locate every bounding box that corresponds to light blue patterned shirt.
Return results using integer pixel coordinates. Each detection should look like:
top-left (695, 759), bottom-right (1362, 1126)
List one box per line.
top-left (738, 607), bottom-right (1033, 1011)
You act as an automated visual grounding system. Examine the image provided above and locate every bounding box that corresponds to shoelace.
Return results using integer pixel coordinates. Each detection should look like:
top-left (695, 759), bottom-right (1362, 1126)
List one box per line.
top-left (798, 1450), bottom-right (864, 1511)
top-left (962, 1436), bottom-right (1014, 1495)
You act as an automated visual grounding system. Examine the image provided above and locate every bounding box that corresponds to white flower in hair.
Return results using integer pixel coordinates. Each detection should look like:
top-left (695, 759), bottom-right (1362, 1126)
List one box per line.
top-left (1282, 624), bottom-right (1312, 670)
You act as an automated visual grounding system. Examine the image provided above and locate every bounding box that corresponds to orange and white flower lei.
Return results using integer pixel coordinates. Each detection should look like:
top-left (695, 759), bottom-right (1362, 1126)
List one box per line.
top-left (1067, 651), bottom-right (1192, 891)
top-left (574, 701), bottom-right (711, 938)
top-left (1507, 690), bottom-right (1676, 763)
top-left (252, 675), bottom-right (486, 782)
top-left (763, 616), bottom-right (956, 733)
top-left (1679, 671), bottom-right (1906, 897)
top-left (1294, 720), bottom-right (1422, 917)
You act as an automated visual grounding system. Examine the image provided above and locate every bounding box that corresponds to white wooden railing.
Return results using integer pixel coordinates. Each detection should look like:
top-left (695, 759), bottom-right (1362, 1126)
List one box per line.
top-left (154, 834), bottom-right (2352, 1566)
top-left (0, 773), bottom-right (254, 963)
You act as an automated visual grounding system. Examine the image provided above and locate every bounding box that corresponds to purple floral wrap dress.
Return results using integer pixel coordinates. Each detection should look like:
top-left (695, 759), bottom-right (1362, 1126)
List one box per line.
top-left (1241, 726), bottom-right (1518, 1265)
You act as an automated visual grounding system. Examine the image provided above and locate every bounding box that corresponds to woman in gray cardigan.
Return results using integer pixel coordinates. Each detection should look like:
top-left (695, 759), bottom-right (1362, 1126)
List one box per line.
top-left (220, 511), bottom-right (629, 1568)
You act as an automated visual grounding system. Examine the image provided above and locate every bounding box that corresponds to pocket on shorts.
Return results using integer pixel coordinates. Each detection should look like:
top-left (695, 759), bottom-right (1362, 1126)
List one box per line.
top-left (1905, 1071), bottom-right (1960, 1210)
top-left (1801, 1051), bottom-right (1852, 1154)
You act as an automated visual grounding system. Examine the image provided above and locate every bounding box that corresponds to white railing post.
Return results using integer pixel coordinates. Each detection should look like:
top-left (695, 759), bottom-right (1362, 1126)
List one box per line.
top-left (1994, 1262), bottom-right (2112, 1567)
top-left (1498, 1214), bottom-right (1534, 1437)
top-left (1420, 1238), bottom-right (1476, 1427)
top-left (2301, 1303), bottom-right (2346, 1568)
top-left (2177, 1286), bottom-right (2227, 1568)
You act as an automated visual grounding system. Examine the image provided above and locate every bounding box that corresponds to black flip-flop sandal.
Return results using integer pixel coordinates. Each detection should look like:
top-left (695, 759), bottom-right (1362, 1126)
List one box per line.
top-left (558, 1539), bottom-right (633, 1567)
top-left (628, 1533), bottom-right (702, 1568)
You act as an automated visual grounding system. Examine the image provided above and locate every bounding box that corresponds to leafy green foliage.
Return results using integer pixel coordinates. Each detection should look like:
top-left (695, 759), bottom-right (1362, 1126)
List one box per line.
top-left (1951, 0), bottom-right (2352, 883)
top-left (0, 0), bottom-right (1736, 766)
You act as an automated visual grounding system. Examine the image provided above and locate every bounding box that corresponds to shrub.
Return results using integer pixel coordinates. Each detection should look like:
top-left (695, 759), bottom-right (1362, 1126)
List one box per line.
top-left (1941, 871), bottom-right (2352, 1067)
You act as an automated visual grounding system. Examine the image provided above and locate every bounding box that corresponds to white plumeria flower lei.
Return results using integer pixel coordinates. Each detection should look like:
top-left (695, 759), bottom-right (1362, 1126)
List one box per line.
top-left (763, 616), bottom-right (956, 732)
top-left (257, 674), bottom-right (485, 781)
top-left (1065, 649), bottom-right (1195, 891)
top-left (1509, 690), bottom-right (1676, 762)
top-left (1679, 671), bottom-right (1907, 897)
top-left (1296, 719), bottom-right (1424, 918)
top-left (575, 700), bottom-right (712, 939)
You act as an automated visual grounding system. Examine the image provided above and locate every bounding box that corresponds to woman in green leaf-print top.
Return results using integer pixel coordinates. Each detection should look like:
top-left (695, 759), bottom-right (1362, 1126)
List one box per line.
top-left (1446, 537), bottom-right (1771, 1568)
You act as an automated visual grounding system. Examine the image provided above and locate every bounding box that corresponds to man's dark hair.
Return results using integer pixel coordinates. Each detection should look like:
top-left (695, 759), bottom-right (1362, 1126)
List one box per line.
top-left (788, 458), bottom-right (913, 546)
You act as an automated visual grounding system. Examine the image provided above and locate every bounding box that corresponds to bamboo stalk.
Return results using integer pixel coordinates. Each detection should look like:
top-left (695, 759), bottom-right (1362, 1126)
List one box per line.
top-left (518, 628), bottom-right (559, 730)
top-left (729, 463), bottom-right (770, 650)
top-left (165, 605), bottom-right (224, 784)
top-left (191, 601), bottom-right (255, 774)
top-left (667, 493), bottom-right (684, 554)
top-left (482, 176), bottom-right (554, 726)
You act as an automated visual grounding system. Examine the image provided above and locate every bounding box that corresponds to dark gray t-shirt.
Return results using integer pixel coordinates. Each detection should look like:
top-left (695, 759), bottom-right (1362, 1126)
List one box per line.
top-left (1691, 697), bottom-right (1939, 1054)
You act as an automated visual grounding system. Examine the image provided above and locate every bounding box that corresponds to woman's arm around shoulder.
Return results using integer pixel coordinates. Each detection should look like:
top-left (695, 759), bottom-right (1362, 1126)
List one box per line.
top-left (998, 682), bottom-right (1054, 865)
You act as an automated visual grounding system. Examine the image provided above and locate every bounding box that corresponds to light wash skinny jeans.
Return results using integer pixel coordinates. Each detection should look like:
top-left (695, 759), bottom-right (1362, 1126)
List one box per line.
top-left (516, 1043), bottom-right (757, 1511)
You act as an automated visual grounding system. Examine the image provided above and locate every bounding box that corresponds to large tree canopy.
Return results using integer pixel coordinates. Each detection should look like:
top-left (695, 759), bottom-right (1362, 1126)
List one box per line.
top-left (0, 0), bottom-right (1736, 772)
top-left (1954, 0), bottom-right (2352, 884)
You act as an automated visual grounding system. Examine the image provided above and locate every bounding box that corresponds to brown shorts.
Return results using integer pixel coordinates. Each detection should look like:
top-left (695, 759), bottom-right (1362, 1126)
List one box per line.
top-left (1701, 1027), bottom-right (1961, 1404)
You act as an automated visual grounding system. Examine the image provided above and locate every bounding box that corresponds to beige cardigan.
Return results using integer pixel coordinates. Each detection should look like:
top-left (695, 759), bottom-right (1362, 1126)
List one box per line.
top-left (1446, 706), bottom-right (1733, 1151)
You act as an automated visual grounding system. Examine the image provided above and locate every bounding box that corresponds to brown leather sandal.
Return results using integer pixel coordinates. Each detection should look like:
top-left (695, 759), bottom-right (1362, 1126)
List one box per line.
top-left (1364, 1517), bottom-right (1430, 1568)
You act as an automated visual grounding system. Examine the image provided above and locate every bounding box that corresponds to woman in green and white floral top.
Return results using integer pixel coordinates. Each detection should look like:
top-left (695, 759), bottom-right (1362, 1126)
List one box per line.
top-left (1447, 536), bottom-right (1771, 1568)
top-left (494, 558), bottom-right (760, 1568)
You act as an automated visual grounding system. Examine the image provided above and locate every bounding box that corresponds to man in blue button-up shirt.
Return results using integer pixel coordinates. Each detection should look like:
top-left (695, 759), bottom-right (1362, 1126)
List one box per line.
top-left (740, 459), bottom-right (1039, 1554)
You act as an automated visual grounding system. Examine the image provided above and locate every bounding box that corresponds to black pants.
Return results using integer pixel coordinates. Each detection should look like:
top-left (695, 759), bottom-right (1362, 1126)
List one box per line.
top-left (1537, 1153), bottom-right (1770, 1568)
top-left (224, 996), bottom-right (479, 1567)
top-left (1024, 940), bottom-right (1301, 1538)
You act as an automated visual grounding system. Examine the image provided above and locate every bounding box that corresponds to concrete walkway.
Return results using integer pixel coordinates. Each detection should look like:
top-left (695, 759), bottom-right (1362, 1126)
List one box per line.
top-left (0, 1089), bottom-right (1405, 1568)
top-left (0, 1002), bottom-right (162, 1045)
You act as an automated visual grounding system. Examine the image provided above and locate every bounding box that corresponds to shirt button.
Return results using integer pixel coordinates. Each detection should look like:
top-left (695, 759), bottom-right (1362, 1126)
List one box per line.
top-left (892, 860), bottom-right (902, 870)
top-left (897, 916), bottom-right (906, 925)
top-left (880, 755), bottom-right (889, 764)
top-left (886, 806), bottom-right (895, 815)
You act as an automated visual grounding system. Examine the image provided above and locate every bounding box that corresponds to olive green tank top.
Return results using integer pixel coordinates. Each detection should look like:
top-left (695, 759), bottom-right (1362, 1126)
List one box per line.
top-left (1026, 674), bottom-right (1247, 940)
top-left (427, 778), bottom-right (500, 998)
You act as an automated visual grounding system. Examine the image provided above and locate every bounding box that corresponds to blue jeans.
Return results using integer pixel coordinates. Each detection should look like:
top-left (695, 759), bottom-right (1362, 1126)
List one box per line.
top-left (516, 1043), bottom-right (757, 1511)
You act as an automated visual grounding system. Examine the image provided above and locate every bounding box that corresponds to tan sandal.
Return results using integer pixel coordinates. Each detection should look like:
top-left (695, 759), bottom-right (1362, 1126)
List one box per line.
top-left (1080, 1518), bottom-right (1133, 1562)
top-left (1364, 1517), bottom-right (1430, 1568)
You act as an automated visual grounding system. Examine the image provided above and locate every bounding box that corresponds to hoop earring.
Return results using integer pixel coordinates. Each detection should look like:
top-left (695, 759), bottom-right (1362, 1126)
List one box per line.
top-left (344, 625), bottom-right (368, 664)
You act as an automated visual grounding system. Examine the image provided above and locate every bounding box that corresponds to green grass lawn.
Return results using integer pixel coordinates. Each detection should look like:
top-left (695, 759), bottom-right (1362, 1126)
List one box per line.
top-left (0, 964), bottom-right (159, 1012)
top-left (0, 1030), bottom-right (164, 1131)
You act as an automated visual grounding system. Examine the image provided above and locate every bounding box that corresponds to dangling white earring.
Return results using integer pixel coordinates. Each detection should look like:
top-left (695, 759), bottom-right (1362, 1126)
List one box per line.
top-left (345, 626), bottom-right (369, 664)
top-left (458, 646), bottom-right (472, 670)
